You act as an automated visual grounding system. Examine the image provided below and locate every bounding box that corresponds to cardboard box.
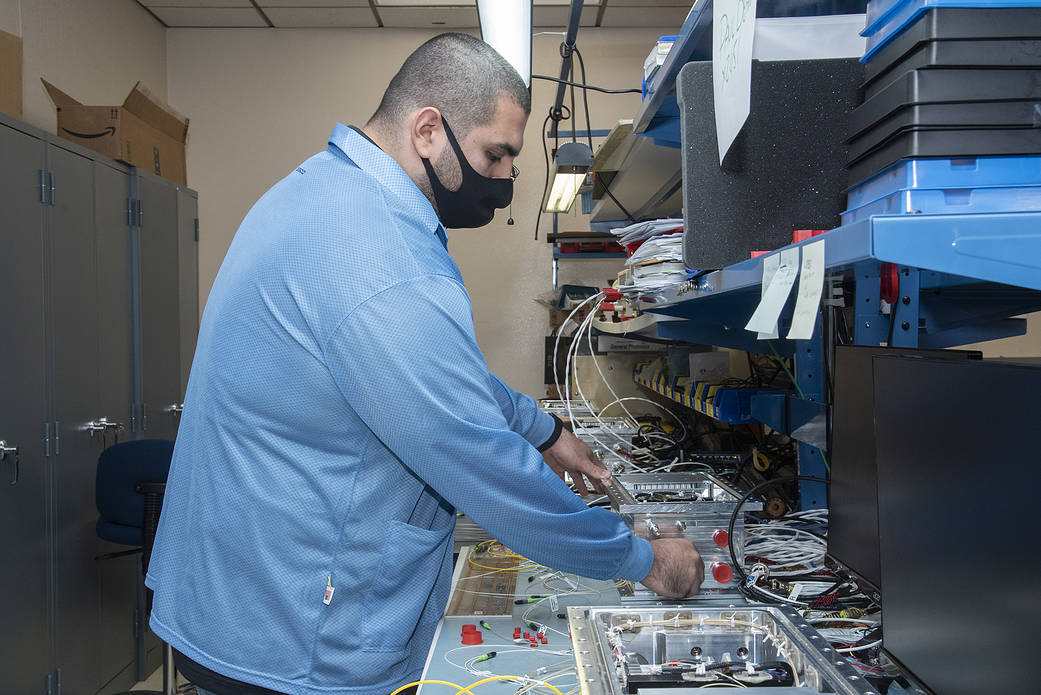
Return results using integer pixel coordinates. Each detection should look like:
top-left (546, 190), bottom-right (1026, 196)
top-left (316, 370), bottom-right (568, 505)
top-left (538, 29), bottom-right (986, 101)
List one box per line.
top-left (42, 79), bottom-right (189, 185)
top-left (0, 29), bottom-right (22, 119)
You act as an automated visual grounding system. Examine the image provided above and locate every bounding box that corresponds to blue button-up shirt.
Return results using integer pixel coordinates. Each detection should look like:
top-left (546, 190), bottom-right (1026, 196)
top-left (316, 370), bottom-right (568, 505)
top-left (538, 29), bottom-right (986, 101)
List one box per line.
top-left (146, 124), bottom-right (653, 695)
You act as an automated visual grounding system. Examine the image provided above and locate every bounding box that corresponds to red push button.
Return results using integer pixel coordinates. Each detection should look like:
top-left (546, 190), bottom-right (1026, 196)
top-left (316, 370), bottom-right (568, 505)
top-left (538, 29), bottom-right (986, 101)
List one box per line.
top-left (713, 529), bottom-right (729, 547)
top-left (711, 563), bottom-right (733, 584)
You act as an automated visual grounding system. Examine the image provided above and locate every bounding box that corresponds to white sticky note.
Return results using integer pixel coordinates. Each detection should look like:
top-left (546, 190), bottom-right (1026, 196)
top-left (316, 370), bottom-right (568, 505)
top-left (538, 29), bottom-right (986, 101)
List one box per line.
top-left (756, 253), bottom-right (780, 340)
top-left (713, 0), bottom-right (759, 164)
top-left (745, 247), bottom-right (799, 334)
top-left (787, 239), bottom-right (826, 340)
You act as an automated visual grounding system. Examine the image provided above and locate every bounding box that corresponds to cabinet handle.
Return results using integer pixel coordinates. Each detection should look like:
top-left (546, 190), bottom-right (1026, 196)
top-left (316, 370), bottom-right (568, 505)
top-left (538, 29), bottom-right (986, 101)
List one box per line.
top-left (0, 440), bottom-right (20, 485)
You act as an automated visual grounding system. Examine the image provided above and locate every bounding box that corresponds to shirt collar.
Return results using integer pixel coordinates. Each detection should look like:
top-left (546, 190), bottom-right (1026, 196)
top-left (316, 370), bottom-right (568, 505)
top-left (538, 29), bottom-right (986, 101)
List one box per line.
top-left (328, 123), bottom-right (444, 241)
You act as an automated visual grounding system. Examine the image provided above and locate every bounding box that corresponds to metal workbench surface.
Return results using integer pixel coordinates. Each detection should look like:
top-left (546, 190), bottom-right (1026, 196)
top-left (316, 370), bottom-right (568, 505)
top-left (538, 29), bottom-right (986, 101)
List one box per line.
top-left (418, 547), bottom-right (747, 695)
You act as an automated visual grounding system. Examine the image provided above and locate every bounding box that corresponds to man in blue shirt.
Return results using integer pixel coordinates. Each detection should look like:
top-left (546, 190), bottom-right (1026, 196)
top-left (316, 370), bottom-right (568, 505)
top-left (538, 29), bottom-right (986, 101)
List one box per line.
top-left (147, 33), bottom-right (703, 695)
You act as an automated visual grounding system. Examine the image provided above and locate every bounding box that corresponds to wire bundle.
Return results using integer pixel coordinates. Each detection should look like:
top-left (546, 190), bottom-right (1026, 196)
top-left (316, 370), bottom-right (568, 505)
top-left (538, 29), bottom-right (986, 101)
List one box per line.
top-left (744, 509), bottom-right (828, 577)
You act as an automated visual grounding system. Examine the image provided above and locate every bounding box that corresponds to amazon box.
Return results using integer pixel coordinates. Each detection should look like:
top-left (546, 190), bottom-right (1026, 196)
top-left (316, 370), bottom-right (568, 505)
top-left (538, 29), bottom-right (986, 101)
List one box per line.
top-left (0, 29), bottom-right (21, 119)
top-left (42, 78), bottom-right (188, 185)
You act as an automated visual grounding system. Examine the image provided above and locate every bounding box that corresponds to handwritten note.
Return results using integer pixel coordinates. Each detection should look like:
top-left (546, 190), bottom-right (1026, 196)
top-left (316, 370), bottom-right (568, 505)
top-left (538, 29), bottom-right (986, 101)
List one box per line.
top-left (713, 0), bottom-right (758, 164)
top-left (756, 252), bottom-right (780, 340)
top-left (745, 247), bottom-right (799, 335)
top-left (787, 239), bottom-right (826, 340)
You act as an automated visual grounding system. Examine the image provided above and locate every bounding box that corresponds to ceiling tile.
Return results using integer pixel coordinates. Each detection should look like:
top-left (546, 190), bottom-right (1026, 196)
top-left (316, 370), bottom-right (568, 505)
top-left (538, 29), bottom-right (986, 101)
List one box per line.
top-left (533, 6), bottom-right (596, 27)
top-left (138, 0), bottom-right (252, 7)
top-left (257, 1), bottom-right (370, 6)
top-left (265, 7), bottom-right (378, 26)
top-left (376, 0), bottom-right (473, 5)
top-left (598, 5), bottom-right (691, 27)
top-left (148, 6), bottom-right (269, 26)
top-left (607, 0), bottom-right (696, 6)
top-left (379, 7), bottom-right (480, 28)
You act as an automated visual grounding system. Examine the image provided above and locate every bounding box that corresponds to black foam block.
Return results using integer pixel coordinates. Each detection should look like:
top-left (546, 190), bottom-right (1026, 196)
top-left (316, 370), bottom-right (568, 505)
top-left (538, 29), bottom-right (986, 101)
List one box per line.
top-left (678, 58), bottom-right (862, 270)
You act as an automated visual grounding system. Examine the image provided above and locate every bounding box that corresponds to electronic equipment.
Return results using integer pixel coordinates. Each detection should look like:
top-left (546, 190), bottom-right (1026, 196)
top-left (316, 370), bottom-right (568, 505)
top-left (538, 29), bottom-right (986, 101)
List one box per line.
top-left (872, 357), bottom-right (1041, 695)
top-left (610, 473), bottom-right (759, 597)
top-left (827, 345), bottom-right (980, 591)
top-left (567, 605), bottom-right (878, 695)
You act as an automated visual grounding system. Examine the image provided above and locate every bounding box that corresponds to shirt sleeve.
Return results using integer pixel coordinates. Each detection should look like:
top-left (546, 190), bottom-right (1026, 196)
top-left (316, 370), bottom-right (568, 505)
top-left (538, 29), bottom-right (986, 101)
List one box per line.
top-left (486, 372), bottom-right (558, 449)
top-left (323, 274), bottom-right (653, 582)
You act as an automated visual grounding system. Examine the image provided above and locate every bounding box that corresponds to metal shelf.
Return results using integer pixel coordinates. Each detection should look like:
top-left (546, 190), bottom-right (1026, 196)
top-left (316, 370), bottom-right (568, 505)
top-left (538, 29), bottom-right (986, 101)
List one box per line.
top-left (636, 212), bottom-right (1041, 509)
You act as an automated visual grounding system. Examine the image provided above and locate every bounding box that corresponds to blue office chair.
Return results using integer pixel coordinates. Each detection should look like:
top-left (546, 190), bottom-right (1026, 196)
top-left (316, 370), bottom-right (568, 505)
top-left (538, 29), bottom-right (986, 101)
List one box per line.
top-left (95, 439), bottom-right (179, 695)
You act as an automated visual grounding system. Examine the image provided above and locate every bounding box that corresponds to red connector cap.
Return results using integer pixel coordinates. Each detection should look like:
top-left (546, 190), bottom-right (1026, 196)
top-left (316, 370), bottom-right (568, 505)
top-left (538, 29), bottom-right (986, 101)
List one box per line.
top-left (793, 229), bottom-right (828, 244)
top-left (713, 529), bottom-right (729, 548)
top-left (600, 302), bottom-right (616, 312)
top-left (602, 288), bottom-right (623, 302)
top-left (711, 563), bottom-right (734, 584)
top-left (461, 630), bottom-right (483, 645)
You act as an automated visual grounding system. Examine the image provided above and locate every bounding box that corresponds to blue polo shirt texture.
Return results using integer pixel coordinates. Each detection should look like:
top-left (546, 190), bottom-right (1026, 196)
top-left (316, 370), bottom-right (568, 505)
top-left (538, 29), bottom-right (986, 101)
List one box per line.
top-left (145, 124), bottom-right (654, 695)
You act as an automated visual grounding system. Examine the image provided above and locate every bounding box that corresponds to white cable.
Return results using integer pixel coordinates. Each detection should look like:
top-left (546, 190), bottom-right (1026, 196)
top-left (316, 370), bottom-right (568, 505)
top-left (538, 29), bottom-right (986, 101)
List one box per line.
top-left (835, 640), bottom-right (882, 654)
top-left (565, 305), bottom-right (624, 459)
top-left (553, 293), bottom-right (603, 404)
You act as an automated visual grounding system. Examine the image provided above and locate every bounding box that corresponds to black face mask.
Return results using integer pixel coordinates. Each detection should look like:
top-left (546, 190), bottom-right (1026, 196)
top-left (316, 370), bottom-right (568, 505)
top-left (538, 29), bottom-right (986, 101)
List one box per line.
top-left (420, 116), bottom-right (513, 229)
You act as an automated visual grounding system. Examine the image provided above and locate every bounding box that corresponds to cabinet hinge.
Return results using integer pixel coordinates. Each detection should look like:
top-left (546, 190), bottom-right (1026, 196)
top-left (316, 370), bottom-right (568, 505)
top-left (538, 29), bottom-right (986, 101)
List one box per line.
top-left (126, 198), bottom-right (143, 227)
top-left (38, 170), bottom-right (55, 205)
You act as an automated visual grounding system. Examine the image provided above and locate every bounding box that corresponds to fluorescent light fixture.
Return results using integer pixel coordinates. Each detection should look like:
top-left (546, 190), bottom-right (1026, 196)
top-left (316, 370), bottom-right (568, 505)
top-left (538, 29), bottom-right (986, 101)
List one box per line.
top-left (477, 0), bottom-right (533, 87)
top-left (544, 141), bottom-right (594, 213)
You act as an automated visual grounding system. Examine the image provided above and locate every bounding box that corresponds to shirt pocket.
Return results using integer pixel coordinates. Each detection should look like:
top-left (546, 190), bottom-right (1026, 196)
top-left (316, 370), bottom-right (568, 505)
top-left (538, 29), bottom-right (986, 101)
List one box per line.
top-left (361, 518), bottom-right (454, 653)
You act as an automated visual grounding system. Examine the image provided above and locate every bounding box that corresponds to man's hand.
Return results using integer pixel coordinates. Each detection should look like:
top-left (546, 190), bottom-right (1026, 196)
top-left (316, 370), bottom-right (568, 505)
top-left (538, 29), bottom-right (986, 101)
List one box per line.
top-left (641, 538), bottom-right (705, 598)
top-left (541, 428), bottom-right (611, 496)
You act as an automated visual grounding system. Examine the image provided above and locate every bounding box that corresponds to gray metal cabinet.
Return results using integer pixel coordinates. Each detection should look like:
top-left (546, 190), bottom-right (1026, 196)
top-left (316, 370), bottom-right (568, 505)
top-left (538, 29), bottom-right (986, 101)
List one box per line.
top-left (135, 172), bottom-right (183, 442)
top-left (176, 188), bottom-right (199, 399)
top-left (0, 115), bottom-right (53, 695)
top-left (49, 142), bottom-right (107, 695)
top-left (0, 112), bottom-right (199, 695)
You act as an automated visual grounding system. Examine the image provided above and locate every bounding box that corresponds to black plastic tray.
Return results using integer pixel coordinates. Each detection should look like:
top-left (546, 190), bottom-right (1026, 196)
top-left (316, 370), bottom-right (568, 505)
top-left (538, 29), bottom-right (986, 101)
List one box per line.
top-left (846, 101), bottom-right (1041, 161)
top-left (846, 127), bottom-right (1041, 186)
top-left (866, 7), bottom-right (1041, 78)
top-left (850, 68), bottom-right (1041, 140)
top-left (865, 39), bottom-right (1041, 97)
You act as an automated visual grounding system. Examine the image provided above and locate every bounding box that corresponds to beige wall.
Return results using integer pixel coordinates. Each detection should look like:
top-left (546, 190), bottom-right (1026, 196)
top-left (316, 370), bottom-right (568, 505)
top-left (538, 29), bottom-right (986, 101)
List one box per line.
top-left (0, 0), bottom-right (166, 133)
top-left (166, 26), bottom-right (669, 397)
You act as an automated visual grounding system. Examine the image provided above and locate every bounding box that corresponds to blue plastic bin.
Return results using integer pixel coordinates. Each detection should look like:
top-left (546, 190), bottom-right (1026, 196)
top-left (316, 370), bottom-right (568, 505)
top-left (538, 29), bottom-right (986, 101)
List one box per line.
top-left (841, 183), bottom-right (1041, 225)
top-left (847, 156), bottom-right (1041, 208)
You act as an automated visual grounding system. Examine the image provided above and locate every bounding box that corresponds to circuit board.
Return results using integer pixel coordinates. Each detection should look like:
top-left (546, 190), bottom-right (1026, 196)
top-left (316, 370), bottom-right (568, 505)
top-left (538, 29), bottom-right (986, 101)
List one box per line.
top-left (445, 548), bottom-right (524, 616)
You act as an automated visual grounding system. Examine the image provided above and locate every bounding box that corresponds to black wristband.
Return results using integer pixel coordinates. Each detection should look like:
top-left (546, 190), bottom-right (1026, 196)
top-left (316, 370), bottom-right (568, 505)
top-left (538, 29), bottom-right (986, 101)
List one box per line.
top-left (536, 413), bottom-right (565, 452)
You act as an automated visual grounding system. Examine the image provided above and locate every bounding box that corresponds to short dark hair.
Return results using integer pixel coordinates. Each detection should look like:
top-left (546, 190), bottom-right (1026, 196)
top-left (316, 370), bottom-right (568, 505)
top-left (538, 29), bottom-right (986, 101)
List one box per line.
top-left (368, 33), bottom-right (531, 138)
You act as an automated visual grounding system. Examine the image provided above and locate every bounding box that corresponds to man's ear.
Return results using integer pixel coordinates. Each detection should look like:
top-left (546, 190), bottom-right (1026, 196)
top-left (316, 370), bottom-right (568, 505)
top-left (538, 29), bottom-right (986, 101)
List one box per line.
top-left (411, 107), bottom-right (444, 160)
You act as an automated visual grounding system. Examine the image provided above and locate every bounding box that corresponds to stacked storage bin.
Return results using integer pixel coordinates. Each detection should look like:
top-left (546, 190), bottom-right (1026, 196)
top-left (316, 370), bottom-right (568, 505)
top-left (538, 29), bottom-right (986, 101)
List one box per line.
top-left (843, 2), bottom-right (1041, 225)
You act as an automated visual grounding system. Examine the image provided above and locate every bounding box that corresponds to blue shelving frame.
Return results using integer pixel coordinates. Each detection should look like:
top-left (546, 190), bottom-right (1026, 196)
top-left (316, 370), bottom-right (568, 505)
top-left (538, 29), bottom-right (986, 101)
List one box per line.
top-left (639, 212), bottom-right (1041, 507)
